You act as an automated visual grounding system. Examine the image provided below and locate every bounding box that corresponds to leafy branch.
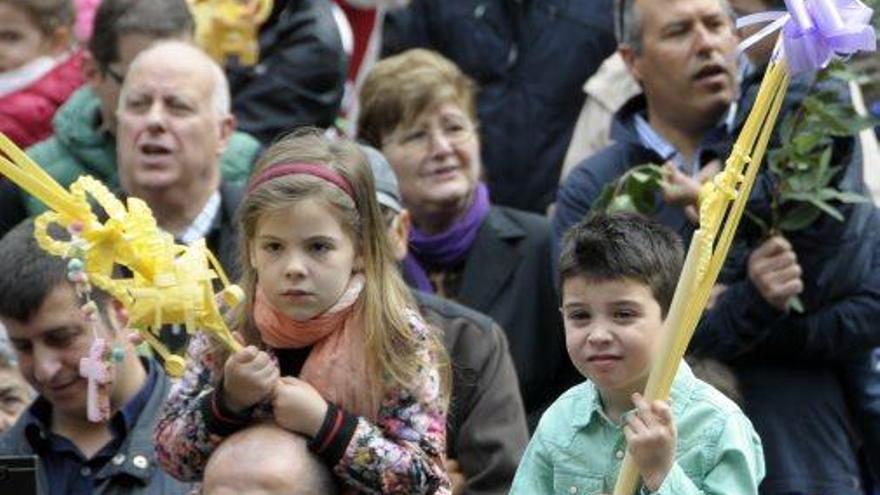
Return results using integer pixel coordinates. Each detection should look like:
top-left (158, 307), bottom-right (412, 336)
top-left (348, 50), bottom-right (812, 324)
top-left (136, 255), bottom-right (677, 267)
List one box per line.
top-left (592, 164), bottom-right (666, 214)
top-left (592, 62), bottom-right (878, 312)
top-left (748, 62), bottom-right (877, 238)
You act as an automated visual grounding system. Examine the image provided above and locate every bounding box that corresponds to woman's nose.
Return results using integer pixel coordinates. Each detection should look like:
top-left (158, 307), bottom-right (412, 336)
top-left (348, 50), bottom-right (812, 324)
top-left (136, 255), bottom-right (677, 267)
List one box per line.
top-left (428, 129), bottom-right (455, 156)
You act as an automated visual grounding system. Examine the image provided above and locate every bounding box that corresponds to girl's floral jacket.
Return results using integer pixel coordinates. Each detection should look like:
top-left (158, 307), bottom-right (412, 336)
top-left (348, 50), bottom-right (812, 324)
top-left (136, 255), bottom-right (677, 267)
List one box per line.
top-left (153, 318), bottom-right (451, 494)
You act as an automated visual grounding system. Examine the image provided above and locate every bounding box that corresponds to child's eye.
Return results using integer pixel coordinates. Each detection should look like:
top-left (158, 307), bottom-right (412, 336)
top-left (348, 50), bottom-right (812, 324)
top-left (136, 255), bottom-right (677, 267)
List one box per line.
top-left (613, 309), bottom-right (638, 321)
top-left (0, 31), bottom-right (22, 42)
top-left (262, 242), bottom-right (283, 253)
top-left (309, 241), bottom-right (333, 255)
top-left (566, 310), bottom-right (590, 322)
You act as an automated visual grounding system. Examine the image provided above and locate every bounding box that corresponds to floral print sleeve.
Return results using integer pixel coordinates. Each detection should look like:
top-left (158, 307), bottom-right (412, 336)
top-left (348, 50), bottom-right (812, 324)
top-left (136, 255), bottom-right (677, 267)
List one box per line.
top-left (313, 313), bottom-right (451, 494)
top-left (153, 332), bottom-right (259, 481)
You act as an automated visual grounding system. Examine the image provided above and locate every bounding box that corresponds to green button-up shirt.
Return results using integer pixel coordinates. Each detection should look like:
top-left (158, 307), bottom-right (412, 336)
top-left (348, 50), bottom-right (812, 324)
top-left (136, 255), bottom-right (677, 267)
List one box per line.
top-left (511, 363), bottom-right (765, 494)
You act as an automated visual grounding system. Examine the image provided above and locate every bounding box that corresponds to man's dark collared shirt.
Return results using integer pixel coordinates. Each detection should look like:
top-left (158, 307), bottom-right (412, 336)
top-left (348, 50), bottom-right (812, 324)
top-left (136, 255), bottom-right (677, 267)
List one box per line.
top-left (22, 359), bottom-right (158, 495)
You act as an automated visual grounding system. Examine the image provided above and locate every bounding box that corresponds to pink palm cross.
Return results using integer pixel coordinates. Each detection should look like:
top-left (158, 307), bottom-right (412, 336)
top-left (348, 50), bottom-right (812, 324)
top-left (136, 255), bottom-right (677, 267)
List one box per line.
top-left (80, 338), bottom-right (112, 422)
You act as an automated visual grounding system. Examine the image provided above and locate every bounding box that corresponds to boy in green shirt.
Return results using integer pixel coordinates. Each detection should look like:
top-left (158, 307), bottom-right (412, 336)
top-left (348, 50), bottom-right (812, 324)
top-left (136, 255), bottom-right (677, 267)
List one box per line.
top-left (512, 213), bottom-right (765, 494)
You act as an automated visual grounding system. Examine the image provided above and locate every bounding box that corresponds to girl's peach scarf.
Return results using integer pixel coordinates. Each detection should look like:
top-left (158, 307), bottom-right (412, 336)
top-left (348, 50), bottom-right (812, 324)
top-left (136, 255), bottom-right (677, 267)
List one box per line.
top-left (254, 274), bottom-right (380, 420)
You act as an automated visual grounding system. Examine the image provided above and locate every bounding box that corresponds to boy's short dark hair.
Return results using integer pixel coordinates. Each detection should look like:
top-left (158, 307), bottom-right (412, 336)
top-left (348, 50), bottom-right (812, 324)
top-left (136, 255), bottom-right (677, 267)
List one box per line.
top-left (558, 212), bottom-right (684, 316)
top-left (0, 220), bottom-right (111, 323)
top-left (89, 0), bottom-right (194, 69)
top-left (3, 0), bottom-right (75, 34)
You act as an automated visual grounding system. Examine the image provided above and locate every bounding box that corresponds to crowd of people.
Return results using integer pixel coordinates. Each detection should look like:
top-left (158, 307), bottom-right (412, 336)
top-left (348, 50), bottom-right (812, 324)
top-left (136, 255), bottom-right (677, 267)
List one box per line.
top-left (0, 0), bottom-right (878, 494)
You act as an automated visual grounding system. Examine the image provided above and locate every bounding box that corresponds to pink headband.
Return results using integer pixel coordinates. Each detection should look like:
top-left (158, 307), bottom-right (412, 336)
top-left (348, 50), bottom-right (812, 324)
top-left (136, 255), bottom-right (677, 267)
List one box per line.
top-left (247, 162), bottom-right (355, 199)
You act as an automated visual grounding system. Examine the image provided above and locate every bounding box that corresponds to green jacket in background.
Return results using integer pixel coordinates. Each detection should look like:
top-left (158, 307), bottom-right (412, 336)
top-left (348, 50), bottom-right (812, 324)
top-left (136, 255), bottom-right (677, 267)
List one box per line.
top-left (25, 86), bottom-right (261, 215)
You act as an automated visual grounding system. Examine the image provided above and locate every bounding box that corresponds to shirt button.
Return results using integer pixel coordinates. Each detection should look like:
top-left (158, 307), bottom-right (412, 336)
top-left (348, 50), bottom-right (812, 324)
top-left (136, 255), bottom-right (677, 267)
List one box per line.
top-left (569, 487), bottom-right (578, 494)
top-left (111, 454), bottom-right (126, 466)
top-left (616, 450), bottom-right (624, 459)
top-left (80, 466), bottom-right (92, 477)
top-left (132, 455), bottom-right (149, 470)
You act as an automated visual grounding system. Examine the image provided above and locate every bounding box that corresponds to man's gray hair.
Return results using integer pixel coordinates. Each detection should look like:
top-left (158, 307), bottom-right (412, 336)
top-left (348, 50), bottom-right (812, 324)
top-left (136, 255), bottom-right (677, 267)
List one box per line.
top-left (208, 59), bottom-right (232, 117)
top-left (615, 0), bottom-right (735, 54)
top-left (118, 40), bottom-right (231, 118)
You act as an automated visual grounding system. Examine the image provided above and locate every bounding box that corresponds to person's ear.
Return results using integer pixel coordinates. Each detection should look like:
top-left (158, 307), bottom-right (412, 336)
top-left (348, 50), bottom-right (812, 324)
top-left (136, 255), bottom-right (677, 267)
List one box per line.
top-left (618, 44), bottom-right (643, 83)
top-left (248, 243), bottom-right (258, 270)
top-left (216, 113), bottom-right (235, 156)
top-left (388, 210), bottom-right (411, 262)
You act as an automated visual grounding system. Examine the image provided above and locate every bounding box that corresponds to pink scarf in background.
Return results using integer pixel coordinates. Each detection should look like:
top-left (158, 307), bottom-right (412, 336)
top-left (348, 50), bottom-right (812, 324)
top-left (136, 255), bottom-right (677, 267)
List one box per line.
top-left (253, 274), bottom-right (381, 420)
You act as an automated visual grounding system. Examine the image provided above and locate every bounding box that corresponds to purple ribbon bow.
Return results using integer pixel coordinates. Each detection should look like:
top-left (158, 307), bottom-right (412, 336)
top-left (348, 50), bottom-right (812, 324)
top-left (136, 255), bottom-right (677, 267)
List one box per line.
top-left (737, 0), bottom-right (876, 74)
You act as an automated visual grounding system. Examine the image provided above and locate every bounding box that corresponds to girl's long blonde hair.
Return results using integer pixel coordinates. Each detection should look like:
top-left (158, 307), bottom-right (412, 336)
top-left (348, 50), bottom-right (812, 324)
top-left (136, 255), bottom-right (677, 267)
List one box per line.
top-left (236, 129), bottom-right (448, 396)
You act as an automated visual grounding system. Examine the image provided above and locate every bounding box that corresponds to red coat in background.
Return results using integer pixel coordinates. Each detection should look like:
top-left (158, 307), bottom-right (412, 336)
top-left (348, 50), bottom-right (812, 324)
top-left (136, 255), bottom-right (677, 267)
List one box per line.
top-left (0, 50), bottom-right (85, 149)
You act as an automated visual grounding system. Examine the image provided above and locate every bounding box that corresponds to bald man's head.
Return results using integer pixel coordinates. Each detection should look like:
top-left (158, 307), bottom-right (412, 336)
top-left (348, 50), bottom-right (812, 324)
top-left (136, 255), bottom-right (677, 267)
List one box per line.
top-left (118, 40), bottom-right (230, 117)
top-left (114, 40), bottom-right (234, 210)
top-left (203, 423), bottom-right (339, 495)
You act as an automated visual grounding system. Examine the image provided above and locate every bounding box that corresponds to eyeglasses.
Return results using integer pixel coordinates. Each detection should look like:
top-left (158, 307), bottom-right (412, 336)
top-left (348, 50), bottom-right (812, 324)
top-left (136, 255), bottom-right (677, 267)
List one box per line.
top-left (386, 120), bottom-right (476, 155)
top-left (103, 64), bottom-right (126, 85)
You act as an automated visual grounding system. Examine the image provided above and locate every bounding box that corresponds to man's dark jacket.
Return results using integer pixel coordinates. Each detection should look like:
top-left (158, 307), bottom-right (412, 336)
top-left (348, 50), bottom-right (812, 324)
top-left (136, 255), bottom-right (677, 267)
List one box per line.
top-left (383, 0), bottom-right (617, 213)
top-left (205, 182), bottom-right (244, 281)
top-left (228, 0), bottom-right (347, 145)
top-left (414, 206), bottom-right (578, 429)
top-left (0, 365), bottom-right (193, 495)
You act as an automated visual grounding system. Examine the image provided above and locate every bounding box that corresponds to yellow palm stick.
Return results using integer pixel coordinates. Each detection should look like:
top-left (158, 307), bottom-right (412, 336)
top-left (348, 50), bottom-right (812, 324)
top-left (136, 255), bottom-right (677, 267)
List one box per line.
top-left (612, 58), bottom-right (790, 495)
top-left (0, 135), bottom-right (91, 219)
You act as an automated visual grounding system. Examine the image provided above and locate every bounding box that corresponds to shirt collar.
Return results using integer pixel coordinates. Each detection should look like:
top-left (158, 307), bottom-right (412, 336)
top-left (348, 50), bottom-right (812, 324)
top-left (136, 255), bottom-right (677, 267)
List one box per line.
top-left (572, 362), bottom-right (698, 430)
top-left (634, 111), bottom-right (738, 177)
top-left (633, 114), bottom-right (678, 164)
top-left (178, 190), bottom-right (222, 245)
top-left (572, 381), bottom-right (615, 429)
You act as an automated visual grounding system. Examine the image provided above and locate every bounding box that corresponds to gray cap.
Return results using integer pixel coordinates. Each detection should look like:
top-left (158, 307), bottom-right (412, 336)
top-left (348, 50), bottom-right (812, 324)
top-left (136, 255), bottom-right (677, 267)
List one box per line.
top-left (362, 145), bottom-right (403, 213)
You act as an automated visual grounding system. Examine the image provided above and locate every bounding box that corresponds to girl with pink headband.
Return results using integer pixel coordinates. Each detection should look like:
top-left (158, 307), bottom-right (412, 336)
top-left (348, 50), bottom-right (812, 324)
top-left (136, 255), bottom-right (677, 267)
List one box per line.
top-left (155, 130), bottom-right (451, 493)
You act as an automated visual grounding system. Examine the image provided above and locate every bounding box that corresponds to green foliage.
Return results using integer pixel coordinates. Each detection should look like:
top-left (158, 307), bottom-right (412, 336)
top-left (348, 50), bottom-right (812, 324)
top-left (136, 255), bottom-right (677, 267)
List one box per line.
top-left (592, 164), bottom-right (666, 214)
top-left (752, 62), bottom-right (878, 313)
top-left (753, 61), bottom-right (877, 236)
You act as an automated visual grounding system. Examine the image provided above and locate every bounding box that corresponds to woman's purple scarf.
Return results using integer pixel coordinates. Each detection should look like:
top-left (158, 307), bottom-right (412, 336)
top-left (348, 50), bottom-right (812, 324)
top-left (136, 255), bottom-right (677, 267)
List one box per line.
top-left (402, 183), bottom-right (491, 293)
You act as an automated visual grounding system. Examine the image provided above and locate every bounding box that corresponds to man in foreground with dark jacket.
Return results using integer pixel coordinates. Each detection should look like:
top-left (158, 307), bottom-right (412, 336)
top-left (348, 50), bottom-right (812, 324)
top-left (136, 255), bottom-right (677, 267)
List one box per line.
top-left (0, 220), bottom-right (192, 495)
